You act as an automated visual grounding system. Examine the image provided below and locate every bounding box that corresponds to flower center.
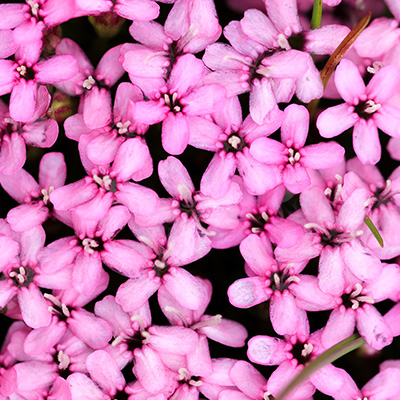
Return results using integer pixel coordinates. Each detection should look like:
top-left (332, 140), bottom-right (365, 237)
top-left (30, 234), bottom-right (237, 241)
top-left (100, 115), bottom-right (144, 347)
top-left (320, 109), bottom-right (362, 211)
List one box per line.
top-left (268, 264), bottom-right (299, 293)
top-left (93, 172), bottom-right (116, 192)
top-left (354, 99), bottom-right (381, 120)
top-left (81, 237), bottom-right (104, 254)
top-left (287, 147), bottom-right (301, 165)
top-left (341, 283), bottom-right (374, 310)
top-left (178, 368), bottom-right (202, 387)
top-left (290, 340), bottom-right (314, 365)
top-left (164, 92), bottom-right (182, 114)
top-left (8, 266), bottom-right (34, 288)
top-left (27, 0), bottom-right (40, 18)
top-left (223, 133), bottom-right (247, 153)
top-left (82, 75), bottom-right (97, 90)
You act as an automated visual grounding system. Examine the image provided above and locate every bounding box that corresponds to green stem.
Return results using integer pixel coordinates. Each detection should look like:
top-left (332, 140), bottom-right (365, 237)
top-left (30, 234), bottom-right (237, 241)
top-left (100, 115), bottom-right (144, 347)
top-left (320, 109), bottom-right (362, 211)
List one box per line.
top-left (365, 216), bottom-right (384, 247)
top-left (310, 0), bottom-right (323, 29)
top-left (275, 333), bottom-right (366, 400)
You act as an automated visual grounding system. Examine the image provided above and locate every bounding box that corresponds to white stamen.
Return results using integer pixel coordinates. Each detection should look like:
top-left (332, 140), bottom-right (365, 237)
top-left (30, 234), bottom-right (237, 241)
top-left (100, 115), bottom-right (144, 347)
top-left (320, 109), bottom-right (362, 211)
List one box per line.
top-left (301, 343), bottom-right (313, 357)
top-left (256, 65), bottom-right (273, 78)
top-left (17, 274), bottom-right (25, 284)
top-left (164, 94), bottom-right (171, 106)
top-left (82, 238), bottom-right (99, 254)
top-left (191, 314), bottom-right (222, 330)
top-left (351, 299), bottom-right (360, 309)
top-left (304, 222), bottom-right (331, 238)
top-left (286, 276), bottom-right (300, 284)
top-left (57, 350), bottom-right (70, 370)
top-left (351, 283), bottom-right (363, 298)
top-left (173, 105), bottom-right (181, 113)
top-left (261, 212), bottom-right (269, 222)
top-left (380, 180), bottom-right (392, 198)
top-left (228, 135), bottom-right (241, 149)
top-left (178, 184), bottom-right (193, 204)
top-left (92, 174), bottom-right (112, 190)
top-left (41, 186), bottom-right (54, 205)
top-left (278, 33), bottom-right (291, 50)
top-left (189, 379), bottom-right (202, 387)
top-left (83, 75), bottom-right (96, 90)
top-left (251, 227), bottom-right (262, 233)
top-left (112, 335), bottom-right (125, 346)
top-left (141, 330), bottom-right (151, 345)
top-left (164, 306), bottom-right (188, 327)
top-left (138, 235), bottom-right (156, 251)
top-left (16, 65), bottom-right (27, 76)
top-left (154, 259), bottom-right (166, 269)
top-left (172, 92), bottom-right (178, 104)
top-left (364, 99), bottom-right (381, 114)
top-left (367, 61), bottom-right (383, 74)
top-left (263, 392), bottom-right (272, 400)
top-left (130, 315), bottom-right (145, 331)
top-left (61, 303), bottom-right (70, 317)
top-left (28, 0), bottom-right (39, 17)
top-left (116, 121), bottom-right (131, 134)
top-left (19, 267), bottom-right (26, 275)
top-left (357, 296), bottom-right (374, 304)
top-left (273, 273), bottom-right (280, 287)
top-left (44, 293), bottom-right (62, 307)
top-left (178, 367), bottom-right (191, 381)
top-left (9, 271), bottom-right (16, 278)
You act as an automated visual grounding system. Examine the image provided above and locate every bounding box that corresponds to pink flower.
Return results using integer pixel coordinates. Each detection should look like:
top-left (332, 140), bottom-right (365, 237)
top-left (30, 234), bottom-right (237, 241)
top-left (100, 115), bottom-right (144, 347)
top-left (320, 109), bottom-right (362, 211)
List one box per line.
top-left (251, 104), bottom-right (345, 194)
top-left (317, 58), bottom-right (400, 164)
top-left (126, 53), bottom-right (226, 155)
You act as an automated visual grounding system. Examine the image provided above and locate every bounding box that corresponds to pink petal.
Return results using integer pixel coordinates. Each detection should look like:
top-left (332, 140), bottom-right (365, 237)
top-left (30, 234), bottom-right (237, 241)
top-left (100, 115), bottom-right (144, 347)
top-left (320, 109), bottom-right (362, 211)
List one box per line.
top-left (282, 164), bottom-right (310, 194)
top-left (86, 350), bottom-right (125, 395)
top-left (133, 347), bottom-right (172, 394)
top-left (34, 55), bottom-right (79, 84)
top-left (228, 277), bottom-right (269, 308)
top-left (200, 153), bottom-right (237, 199)
top-left (270, 292), bottom-right (299, 335)
top-left (250, 137), bottom-right (286, 165)
top-left (72, 253), bottom-right (104, 296)
top-left (249, 78), bottom-right (276, 124)
top-left (112, 138), bottom-right (151, 181)
top-left (161, 112), bottom-right (189, 155)
top-left (158, 156), bottom-right (195, 198)
top-left (239, 234), bottom-right (275, 276)
top-left (230, 361), bottom-right (268, 399)
top-left (7, 203), bottom-right (49, 232)
top-left (68, 308), bottom-right (112, 349)
top-left (353, 119), bottom-right (381, 165)
top-left (116, 276), bottom-right (160, 312)
top-left (115, 182), bottom-right (159, 216)
top-left (0, 132), bottom-right (26, 175)
top-left (114, 0), bottom-right (159, 21)
top-left (335, 59), bottom-right (366, 104)
top-left (317, 103), bottom-right (357, 138)
top-left (162, 267), bottom-right (209, 310)
top-left (22, 119), bottom-right (58, 148)
top-left (39, 152), bottom-right (67, 189)
top-left (10, 79), bottom-right (37, 123)
top-left (95, 45), bottom-right (125, 88)
top-left (83, 87), bottom-right (112, 129)
top-left (169, 54), bottom-right (204, 97)
top-left (102, 240), bottom-right (148, 277)
top-left (319, 246), bottom-right (346, 295)
top-left (18, 284), bottom-right (51, 328)
top-left (281, 104), bottom-right (310, 147)
top-left (183, 84), bottom-right (226, 116)
top-left (301, 142), bottom-right (345, 169)
top-left (357, 306), bottom-right (392, 350)
top-left (67, 372), bottom-right (106, 400)
top-left (247, 335), bottom-right (287, 365)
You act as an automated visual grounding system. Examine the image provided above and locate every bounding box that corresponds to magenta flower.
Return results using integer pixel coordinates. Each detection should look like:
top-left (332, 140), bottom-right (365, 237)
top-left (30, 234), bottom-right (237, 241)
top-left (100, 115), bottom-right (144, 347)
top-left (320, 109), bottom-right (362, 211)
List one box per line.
top-left (126, 53), bottom-right (226, 155)
top-left (317, 58), bottom-right (400, 164)
top-left (0, 87), bottom-right (58, 174)
top-left (251, 104), bottom-right (345, 194)
top-left (0, 51), bottom-right (78, 122)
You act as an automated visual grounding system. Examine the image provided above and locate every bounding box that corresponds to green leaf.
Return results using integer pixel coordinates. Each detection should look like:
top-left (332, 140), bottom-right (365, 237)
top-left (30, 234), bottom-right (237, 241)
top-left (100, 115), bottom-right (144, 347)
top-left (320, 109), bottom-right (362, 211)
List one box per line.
top-left (275, 334), bottom-right (366, 400)
top-left (310, 0), bottom-right (323, 29)
top-left (365, 216), bottom-right (384, 247)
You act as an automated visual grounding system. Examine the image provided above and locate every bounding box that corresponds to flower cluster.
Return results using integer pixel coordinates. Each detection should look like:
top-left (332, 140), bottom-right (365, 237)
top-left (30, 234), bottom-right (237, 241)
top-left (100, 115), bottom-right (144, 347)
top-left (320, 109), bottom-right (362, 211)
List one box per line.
top-left (1, 0), bottom-right (400, 399)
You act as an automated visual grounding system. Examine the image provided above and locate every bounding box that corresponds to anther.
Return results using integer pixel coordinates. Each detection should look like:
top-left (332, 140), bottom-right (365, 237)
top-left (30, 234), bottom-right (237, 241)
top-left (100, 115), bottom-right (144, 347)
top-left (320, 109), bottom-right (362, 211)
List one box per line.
top-left (116, 121), bottom-right (131, 134)
top-left (83, 76), bottom-right (96, 90)
top-left (364, 100), bottom-right (381, 114)
top-left (228, 135), bottom-right (241, 149)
